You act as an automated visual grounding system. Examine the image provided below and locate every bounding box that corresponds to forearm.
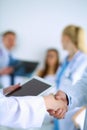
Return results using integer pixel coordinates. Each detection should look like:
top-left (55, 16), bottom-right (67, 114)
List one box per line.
top-left (63, 75), bottom-right (87, 108)
top-left (65, 84), bottom-right (87, 109)
top-left (0, 96), bottom-right (46, 128)
top-left (0, 93), bottom-right (67, 128)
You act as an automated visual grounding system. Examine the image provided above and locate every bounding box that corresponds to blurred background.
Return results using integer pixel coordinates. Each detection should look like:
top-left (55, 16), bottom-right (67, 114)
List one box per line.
top-left (0, 0), bottom-right (87, 61)
top-left (0, 0), bottom-right (87, 130)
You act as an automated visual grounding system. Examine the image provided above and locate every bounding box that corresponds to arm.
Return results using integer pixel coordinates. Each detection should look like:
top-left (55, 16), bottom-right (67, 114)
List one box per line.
top-left (0, 67), bottom-right (14, 75)
top-left (62, 67), bottom-right (87, 108)
top-left (0, 95), bottom-right (46, 128)
top-left (0, 94), bottom-right (67, 129)
top-left (56, 67), bottom-right (87, 109)
top-left (48, 67), bottom-right (87, 119)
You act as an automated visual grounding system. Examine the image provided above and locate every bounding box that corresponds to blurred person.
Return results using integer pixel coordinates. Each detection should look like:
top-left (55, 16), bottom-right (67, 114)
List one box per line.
top-left (48, 67), bottom-right (87, 130)
top-left (38, 48), bottom-right (60, 85)
top-left (0, 31), bottom-right (17, 88)
top-left (55, 25), bottom-right (87, 130)
top-left (0, 85), bottom-right (67, 129)
top-left (36, 49), bottom-right (60, 130)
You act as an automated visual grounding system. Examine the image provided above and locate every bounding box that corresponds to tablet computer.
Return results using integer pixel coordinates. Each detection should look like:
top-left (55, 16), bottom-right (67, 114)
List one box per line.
top-left (6, 76), bottom-right (55, 96)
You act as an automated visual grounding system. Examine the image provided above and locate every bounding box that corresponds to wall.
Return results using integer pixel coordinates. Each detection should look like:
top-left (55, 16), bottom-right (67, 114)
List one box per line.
top-left (0, 0), bottom-right (87, 63)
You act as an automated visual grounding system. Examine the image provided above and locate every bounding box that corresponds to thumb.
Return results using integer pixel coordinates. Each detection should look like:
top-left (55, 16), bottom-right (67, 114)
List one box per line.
top-left (12, 83), bottom-right (21, 90)
top-left (55, 95), bottom-right (62, 100)
top-left (15, 83), bottom-right (21, 87)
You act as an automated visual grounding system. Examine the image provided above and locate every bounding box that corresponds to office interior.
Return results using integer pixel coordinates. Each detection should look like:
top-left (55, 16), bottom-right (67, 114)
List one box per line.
top-left (0, 0), bottom-right (87, 130)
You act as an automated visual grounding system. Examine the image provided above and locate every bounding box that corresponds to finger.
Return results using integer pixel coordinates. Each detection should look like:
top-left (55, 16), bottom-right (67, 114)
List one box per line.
top-left (53, 113), bottom-right (64, 119)
top-left (57, 110), bottom-right (66, 119)
top-left (13, 83), bottom-right (21, 89)
top-left (60, 111), bottom-right (66, 119)
top-left (55, 106), bottom-right (67, 119)
top-left (52, 109), bottom-right (64, 119)
top-left (55, 92), bottom-right (59, 97)
top-left (48, 110), bottom-right (56, 116)
top-left (55, 96), bottom-right (62, 100)
top-left (48, 110), bottom-right (55, 113)
top-left (56, 109), bottom-right (63, 115)
top-left (50, 109), bottom-right (61, 118)
top-left (10, 84), bottom-right (21, 92)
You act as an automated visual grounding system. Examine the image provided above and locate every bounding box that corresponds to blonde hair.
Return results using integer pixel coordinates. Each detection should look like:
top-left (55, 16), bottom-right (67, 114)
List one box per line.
top-left (62, 25), bottom-right (87, 53)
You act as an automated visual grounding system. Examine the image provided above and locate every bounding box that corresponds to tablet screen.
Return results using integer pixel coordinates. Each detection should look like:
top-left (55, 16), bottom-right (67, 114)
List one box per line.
top-left (7, 78), bottom-right (51, 96)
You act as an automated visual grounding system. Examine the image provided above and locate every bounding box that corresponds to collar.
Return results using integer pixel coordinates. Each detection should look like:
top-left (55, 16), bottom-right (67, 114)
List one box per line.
top-left (0, 42), bottom-right (10, 55)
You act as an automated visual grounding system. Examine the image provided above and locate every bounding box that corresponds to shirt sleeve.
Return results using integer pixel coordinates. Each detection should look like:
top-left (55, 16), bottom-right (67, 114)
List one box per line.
top-left (0, 89), bottom-right (3, 95)
top-left (62, 67), bottom-right (87, 109)
top-left (0, 95), bottom-right (46, 129)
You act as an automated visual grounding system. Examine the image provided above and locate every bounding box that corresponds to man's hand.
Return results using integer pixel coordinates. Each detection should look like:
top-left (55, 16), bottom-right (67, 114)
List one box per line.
top-left (44, 94), bottom-right (68, 119)
top-left (48, 91), bottom-right (68, 119)
top-left (55, 90), bottom-right (68, 105)
top-left (0, 67), bottom-right (14, 75)
top-left (3, 84), bottom-right (20, 95)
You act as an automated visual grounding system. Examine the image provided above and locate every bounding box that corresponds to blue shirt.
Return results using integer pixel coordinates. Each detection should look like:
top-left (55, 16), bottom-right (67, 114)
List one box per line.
top-left (56, 59), bottom-right (69, 87)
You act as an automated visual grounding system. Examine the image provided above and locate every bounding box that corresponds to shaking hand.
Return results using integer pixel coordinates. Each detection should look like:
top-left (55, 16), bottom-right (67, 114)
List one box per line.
top-left (44, 94), bottom-right (68, 119)
top-left (48, 91), bottom-right (68, 119)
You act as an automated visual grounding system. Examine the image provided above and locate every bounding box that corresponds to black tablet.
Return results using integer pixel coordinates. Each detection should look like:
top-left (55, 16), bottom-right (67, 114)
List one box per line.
top-left (6, 77), bottom-right (53, 96)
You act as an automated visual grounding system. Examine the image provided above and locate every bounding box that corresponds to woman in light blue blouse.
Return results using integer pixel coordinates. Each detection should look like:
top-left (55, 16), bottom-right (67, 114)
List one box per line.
top-left (55, 25), bottom-right (87, 130)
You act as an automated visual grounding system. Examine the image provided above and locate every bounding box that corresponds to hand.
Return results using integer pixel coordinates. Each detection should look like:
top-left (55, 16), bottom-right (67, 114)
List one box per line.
top-left (0, 67), bottom-right (14, 75)
top-left (3, 84), bottom-right (20, 95)
top-left (55, 90), bottom-right (68, 105)
top-left (48, 91), bottom-right (68, 119)
top-left (44, 94), bottom-right (68, 118)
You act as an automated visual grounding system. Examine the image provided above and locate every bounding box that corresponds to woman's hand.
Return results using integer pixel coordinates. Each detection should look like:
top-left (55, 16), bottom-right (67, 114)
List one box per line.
top-left (3, 84), bottom-right (20, 95)
top-left (48, 91), bottom-right (68, 119)
top-left (43, 94), bottom-right (68, 119)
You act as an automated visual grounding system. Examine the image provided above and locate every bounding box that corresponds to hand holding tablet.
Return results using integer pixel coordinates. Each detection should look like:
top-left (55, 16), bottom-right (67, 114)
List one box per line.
top-left (3, 84), bottom-right (20, 95)
top-left (6, 76), bottom-right (55, 96)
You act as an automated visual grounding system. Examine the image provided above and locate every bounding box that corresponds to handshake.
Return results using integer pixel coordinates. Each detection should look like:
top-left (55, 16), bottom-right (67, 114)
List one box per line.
top-left (3, 84), bottom-right (68, 119)
top-left (44, 91), bottom-right (68, 119)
